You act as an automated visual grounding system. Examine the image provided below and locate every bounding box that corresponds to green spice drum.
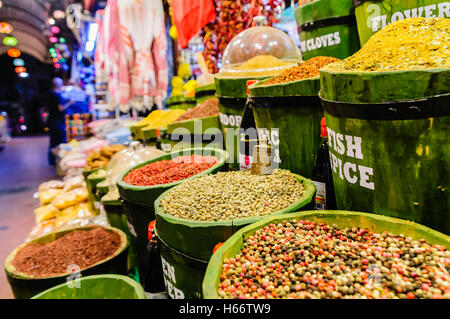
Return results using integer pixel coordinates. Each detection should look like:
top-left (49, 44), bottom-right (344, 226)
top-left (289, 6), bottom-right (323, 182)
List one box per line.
top-left (116, 148), bottom-right (228, 278)
top-left (154, 172), bottom-right (316, 299)
top-left (202, 210), bottom-right (450, 298)
top-left (320, 67), bottom-right (450, 235)
top-left (248, 76), bottom-right (324, 178)
top-left (32, 274), bottom-right (146, 299)
top-left (294, 0), bottom-right (361, 60)
top-left (5, 226), bottom-right (129, 299)
top-left (354, 0), bottom-right (450, 46)
top-left (195, 83), bottom-right (216, 104)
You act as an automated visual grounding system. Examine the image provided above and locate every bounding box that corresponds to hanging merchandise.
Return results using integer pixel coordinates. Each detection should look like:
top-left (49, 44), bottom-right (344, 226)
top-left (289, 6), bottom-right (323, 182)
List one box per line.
top-left (170, 0), bottom-right (216, 49)
top-left (201, 0), bottom-right (284, 74)
top-left (95, 0), bottom-right (168, 113)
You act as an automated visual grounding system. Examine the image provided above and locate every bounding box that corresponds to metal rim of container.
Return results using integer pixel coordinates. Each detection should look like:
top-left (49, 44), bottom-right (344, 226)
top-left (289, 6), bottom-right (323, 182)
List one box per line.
top-left (298, 15), bottom-right (357, 32)
top-left (319, 92), bottom-right (450, 120)
top-left (251, 95), bottom-right (322, 108)
top-left (352, 0), bottom-right (383, 8)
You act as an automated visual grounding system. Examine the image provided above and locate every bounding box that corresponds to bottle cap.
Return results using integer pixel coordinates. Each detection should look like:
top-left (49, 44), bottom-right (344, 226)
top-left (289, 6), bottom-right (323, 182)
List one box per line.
top-left (246, 80), bottom-right (258, 95)
top-left (320, 117), bottom-right (327, 138)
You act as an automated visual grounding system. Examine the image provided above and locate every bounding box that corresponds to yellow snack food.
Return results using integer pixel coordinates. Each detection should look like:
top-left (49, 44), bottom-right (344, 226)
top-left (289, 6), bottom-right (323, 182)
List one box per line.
top-left (51, 187), bottom-right (89, 210)
top-left (54, 202), bottom-right (96, 229)
top-left (34, 204), bottom-right (59, 224)
top-left (39, 189), bottom-right (64, 206)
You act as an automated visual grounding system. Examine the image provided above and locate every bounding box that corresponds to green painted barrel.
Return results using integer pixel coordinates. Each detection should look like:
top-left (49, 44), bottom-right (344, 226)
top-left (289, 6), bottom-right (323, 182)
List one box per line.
top-left (294, 0), bottom-right (360, 60)
top-left (96, 179), bottom-right (109, 198)
top-left (216, 75), bottom-right (269, 170)
top-left (354, 0), bottom-right (450, 46)
top-left (195, 83), bottom-right (216, 104)
top-left (32, 274), bottom-right (146, 299)
top-left (319, 67), bottom-right (450, 235)
top-left (116, 148), bottom-right (228, 277)
top-left (86, 169), bottom-right (106, 212)
top-left (157, 235), bottom-right (208, 299)
top-left (249, 76), bottom-right (324, 178)
top-left (165, 94), bottom-right (196, 110)
top-left (165, 116), bottom-right (223, 152)
top-left (203, 210), bottom-right (450, 298)
top-left (153, 173), bottom-right (316, 298)
top-left (5, 226), bottom-right (129, 299)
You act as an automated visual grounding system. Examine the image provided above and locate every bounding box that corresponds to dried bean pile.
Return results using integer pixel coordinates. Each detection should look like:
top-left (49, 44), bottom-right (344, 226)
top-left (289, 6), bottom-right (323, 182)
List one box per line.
top-left (324, 18), bottom-right (450, 72)
top-left (175, 98), bottom-right (219, 122)
top-left (160, 170), bottom-right (304, 221)
top-left (218, 219), bottom-right (450, 299)
top-left (12, 227), bottom-right (121, 277)
top-left (263, 56), bottom-right (340, 85)
top-left (123, 155), bottom-right (217, 187)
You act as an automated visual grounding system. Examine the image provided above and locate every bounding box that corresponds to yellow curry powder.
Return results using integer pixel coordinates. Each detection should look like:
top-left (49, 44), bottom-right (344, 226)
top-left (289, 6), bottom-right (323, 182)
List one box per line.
top-left (219, 55), bottom-right (297, 77)
top-left (324, 17), bottom-right (450, 72)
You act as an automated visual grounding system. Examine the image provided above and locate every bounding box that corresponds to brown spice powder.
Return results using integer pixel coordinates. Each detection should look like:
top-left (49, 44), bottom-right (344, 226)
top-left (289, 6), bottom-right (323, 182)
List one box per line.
top-left (263, 56), bottom-right (340, 85)
top-left (11, 227), bottom-right (121, 277)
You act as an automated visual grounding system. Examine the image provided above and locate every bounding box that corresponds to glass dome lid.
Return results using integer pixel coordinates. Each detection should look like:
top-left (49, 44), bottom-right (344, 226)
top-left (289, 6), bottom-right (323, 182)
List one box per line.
top-left (219, 25), bottom-right (302, 77)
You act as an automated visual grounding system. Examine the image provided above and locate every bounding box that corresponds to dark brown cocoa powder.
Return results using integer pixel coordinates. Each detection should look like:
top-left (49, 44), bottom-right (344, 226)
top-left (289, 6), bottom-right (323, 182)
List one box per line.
top-left (11, 227), bottom-right (121, 277)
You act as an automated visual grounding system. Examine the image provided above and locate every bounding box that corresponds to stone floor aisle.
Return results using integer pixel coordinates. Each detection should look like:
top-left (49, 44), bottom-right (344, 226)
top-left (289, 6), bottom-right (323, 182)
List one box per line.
top-left (0, 135), bottom-right (56, 298)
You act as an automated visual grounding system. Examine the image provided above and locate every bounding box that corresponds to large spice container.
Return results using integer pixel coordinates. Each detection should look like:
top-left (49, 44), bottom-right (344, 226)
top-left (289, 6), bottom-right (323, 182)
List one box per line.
top-left (154, 170), bottom-right (316, 298)
top-left (354, 0), bottom-right (449, 46)
top-left (32, 274), bottom-right (146, 299)
top-left (203, 210), bottom-right (450, 299)
top-left (248, 56), bottom-right (340, 178)
top-left (294, 0), bottom-right (360, 60)
top-left (216, 25), bottom-right (302, 169)
top-left (165, 98), bottom-right (222, 152)
top-left (5, 226), bottom-right (129, 299)
top-left (116, 148), bottom-right (228, 282)
top-left (195, 83), bottom-right (216, 104)
top-left (165, 94), bottom-right (196, 110)
top-left (319, 17), bottom-right (450, 234)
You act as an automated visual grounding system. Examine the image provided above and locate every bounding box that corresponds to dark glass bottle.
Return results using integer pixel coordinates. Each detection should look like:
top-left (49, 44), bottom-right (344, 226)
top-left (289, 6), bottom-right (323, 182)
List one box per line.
top-left (239, 80), bottom-right (259, 170)
top-left (311, 117), bottom-right (337, 210)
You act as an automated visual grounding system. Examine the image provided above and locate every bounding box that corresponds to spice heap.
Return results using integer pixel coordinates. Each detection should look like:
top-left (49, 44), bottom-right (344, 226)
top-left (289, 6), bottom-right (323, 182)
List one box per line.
top-left (218, 219), bottom-right (450, 299)
top-left (12, 227), bottom-right (121, 277)
top-left (324, 17), bottom-right (450, 72)
top-left (175, 98), bottom-right (219, 122)
top-left (220, 55), bottom-right (296, 77)
top-left (123, 155), bottom-right (217, 186)
top-left (160, 170), bottom-right (304, 221)
top-left (85, 144), bottom-right (126, 171)
top-left (263, 56), bottom-right (340, 85)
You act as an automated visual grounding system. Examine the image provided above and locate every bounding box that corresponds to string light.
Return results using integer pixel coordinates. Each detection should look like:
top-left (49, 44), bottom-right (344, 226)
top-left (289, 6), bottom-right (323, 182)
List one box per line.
top-left (3, 36), bottom-right (18, 46)
top-left (0, 22), bottom-right (13, 33)
top-left (13, 59), bottom-right (24, 66)
top-left (15, 66), bottom-right (26, 73)
top-left (7, 48), bottom-right (21, 58)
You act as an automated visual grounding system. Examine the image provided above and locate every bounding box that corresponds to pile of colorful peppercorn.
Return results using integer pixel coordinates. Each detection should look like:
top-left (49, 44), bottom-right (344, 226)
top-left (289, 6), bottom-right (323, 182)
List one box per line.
top-left (122, 155), bottom-right (217, 187)
top-left (160, 170), bottom-right (304, 221)
top-left (218, 219), bottom-right (450, 299)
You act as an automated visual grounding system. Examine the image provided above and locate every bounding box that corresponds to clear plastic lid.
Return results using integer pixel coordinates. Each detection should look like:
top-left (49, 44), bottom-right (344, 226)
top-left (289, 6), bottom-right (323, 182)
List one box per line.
top-left (219, 24), bottom-right (302, 77)
top-left (104, 141), bottom-right (166, 198)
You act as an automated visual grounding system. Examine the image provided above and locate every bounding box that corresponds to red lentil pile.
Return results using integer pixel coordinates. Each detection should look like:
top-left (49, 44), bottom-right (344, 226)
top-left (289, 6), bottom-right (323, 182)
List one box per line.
top-left (263, 56), bottom-right (340, 85)
top-left (175, 98), bottom-right (219, 122)
top-left (218, 219), bottom-right (450, 299)
top-left (12, 227), bottom-right (121, 277)
top-left (123, 155), bottom-right (218, 186)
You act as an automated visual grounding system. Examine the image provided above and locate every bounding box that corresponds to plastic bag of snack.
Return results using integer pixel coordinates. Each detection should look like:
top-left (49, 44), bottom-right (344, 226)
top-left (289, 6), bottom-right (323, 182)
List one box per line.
top-left (51, 187), bottom-right (89, 210)
top-left (34, 204), bottom-right (59, 223)
top-left (54, 202), bottom-right (96, 229)
top-left (27, 219), bottom-right (55, 241)
top-left (62, 175), bottom-right (85, 192)
top-left (38, 180), bottom-right (65, 192)
top-left (39, 189), bottom-right (64, 206)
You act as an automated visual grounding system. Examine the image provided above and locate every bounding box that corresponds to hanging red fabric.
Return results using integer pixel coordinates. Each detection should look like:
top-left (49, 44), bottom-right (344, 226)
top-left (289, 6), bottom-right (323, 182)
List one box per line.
top-left (171, 0), bottom-right (216, 48)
